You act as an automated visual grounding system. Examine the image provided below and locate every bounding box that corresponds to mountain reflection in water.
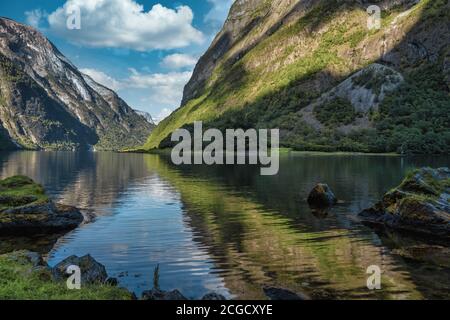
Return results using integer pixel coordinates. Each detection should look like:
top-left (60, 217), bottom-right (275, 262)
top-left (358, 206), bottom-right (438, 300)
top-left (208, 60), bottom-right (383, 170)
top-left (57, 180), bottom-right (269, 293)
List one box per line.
top-left (0, 151), bottom-right (449, 299)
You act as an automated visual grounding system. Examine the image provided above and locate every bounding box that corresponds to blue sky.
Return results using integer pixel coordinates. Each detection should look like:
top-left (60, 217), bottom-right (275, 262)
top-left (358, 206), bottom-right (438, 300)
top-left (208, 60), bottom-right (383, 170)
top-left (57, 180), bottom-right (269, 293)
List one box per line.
top-left (0, 0), bottom-right (233, 122)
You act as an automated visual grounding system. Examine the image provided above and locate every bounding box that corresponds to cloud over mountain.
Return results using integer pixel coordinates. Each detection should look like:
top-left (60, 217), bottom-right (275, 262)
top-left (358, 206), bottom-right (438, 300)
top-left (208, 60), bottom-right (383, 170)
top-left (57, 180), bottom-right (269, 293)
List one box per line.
top-left (161, 53), bottom-right (198, 69)
top-left (47, 0), bottom-right (204, 51)
top-left (81, 67), bottom-right (191, 120)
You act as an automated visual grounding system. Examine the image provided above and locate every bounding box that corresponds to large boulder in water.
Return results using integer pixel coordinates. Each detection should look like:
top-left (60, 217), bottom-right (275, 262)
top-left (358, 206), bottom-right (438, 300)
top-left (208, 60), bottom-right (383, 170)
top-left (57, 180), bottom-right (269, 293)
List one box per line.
top-left (307, 183), bottom-right (338, 207)
top-left (0, 176), bottom-right (83, 234)
top-left (359, 167), bottom-right (450, 240)
top-left (51, 254), bottom-right (108, 284)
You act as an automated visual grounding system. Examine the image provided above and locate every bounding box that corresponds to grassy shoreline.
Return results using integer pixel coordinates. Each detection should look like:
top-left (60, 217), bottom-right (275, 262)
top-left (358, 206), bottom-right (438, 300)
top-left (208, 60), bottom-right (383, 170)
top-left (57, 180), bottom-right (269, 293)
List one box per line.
top-left (0, 251), bottom-right (133, 300)
top-left (0, 177), bottom-right (133, 300)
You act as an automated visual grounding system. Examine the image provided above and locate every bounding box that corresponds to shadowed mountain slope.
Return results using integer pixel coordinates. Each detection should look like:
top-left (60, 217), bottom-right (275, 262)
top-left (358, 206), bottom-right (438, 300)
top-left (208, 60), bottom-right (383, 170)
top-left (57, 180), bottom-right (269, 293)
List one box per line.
top-left (0, 18), bottom-right (154, 151)
top-left (145, 0), bottom-right (450, 154)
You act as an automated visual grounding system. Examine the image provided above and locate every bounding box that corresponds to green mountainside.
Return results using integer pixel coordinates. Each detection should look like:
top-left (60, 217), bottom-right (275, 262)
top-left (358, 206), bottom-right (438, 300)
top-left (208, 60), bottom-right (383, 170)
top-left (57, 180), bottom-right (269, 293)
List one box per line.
top-left (144, 0), bottom-right (450, 154)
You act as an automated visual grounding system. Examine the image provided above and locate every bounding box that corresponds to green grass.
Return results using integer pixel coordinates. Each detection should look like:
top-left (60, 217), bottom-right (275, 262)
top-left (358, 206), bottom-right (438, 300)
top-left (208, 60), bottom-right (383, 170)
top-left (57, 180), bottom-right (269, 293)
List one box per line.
top-left (0, 253), bottom-right (132, 300)
top-left (0, 176), bottom-right (49, 210)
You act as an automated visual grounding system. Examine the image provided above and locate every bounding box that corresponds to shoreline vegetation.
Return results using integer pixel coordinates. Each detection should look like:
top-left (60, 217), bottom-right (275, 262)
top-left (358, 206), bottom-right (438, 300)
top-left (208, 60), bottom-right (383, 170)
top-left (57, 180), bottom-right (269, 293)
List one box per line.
top-left (123, 147), bottom-right (401, 157)
top-left (0, 251), bottom-right (133, 300)
top-left (0, 176), bottom-right (132, 300)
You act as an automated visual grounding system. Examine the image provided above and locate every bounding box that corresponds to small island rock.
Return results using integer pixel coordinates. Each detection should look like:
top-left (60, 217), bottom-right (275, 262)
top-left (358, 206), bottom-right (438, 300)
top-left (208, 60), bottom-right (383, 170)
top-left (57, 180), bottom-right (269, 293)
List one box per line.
top-left (307, 183), bottom-right (338, 207)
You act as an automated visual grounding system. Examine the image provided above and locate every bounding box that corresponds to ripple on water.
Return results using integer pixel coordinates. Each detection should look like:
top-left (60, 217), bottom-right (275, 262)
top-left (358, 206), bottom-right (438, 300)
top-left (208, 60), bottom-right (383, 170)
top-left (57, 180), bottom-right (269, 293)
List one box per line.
top-left (0, 151), bottom-right (449, 299)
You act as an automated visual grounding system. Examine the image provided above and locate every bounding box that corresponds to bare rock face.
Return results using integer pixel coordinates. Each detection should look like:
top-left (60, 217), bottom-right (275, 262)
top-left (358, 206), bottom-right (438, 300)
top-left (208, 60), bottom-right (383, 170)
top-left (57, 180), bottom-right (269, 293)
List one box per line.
top-left (0, 18), bottom-right (154, 151)
top-left (359, 167), bottom-right (450, 240)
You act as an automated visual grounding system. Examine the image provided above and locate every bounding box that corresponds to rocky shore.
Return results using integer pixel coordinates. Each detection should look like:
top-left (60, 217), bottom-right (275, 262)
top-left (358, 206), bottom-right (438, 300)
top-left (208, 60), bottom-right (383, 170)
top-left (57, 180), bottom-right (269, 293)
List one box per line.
top-left (0, 176), bottom-right (84, 234)
top-left (359, 167), bottom-right (450, 240)
top-left (0, 175), bottom-right (314, 300)
top-left (0, 250), bottom-right (133, 300)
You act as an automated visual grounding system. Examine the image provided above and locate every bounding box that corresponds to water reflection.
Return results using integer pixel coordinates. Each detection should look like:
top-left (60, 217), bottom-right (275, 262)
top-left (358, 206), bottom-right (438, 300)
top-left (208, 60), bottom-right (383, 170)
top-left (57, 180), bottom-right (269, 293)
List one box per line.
top-left (0, 151), bottom-right (448, 299)
top-left (0, 151), bottom-right (151, 214)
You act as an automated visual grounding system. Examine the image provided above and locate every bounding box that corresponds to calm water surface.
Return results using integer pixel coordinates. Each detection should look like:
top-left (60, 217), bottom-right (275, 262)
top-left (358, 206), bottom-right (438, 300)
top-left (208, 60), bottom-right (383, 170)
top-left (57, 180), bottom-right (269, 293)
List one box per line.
top-left (0, 151), bottom-right (449, 299)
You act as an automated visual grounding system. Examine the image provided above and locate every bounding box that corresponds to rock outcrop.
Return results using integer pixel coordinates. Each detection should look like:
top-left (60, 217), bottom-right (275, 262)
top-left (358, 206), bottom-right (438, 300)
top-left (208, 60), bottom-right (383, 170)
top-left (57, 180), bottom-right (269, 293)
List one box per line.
top-left (0, 176), bottom-right (83, 234)
top-left (51, 254), bottom-right (109, 284)
top-left (141, 288), bottom-right (188, 301)
top-left (359, 167), bottom-right (450, 240)
top-left (307, 183), bottom-right (338, 207)
top-left (0, 18), bottom-right (154, 151)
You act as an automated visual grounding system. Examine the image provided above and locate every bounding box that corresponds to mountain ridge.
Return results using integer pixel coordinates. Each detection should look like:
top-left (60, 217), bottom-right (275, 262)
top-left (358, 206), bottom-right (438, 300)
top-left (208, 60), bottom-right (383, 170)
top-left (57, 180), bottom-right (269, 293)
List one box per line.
top-left (145, 0), bottom-right (450, 154)
top-left (0, 17), bottom-right (154, 151)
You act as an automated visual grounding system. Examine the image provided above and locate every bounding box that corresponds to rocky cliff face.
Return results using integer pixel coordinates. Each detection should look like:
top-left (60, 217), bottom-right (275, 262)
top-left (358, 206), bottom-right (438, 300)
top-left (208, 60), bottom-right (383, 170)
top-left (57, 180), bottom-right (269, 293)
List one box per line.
top-left (146, 0), bottom-right (450, 154)
top-left (0, 18), bottom-right (154, 151)
top-left (135, 110), bottom-right (155, 125)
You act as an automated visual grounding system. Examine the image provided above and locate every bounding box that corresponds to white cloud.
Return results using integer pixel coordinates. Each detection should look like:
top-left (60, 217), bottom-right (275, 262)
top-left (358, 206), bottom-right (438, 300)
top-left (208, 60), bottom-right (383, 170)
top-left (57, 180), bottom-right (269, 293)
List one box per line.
top-left (25, 9), bottom-right (48, 28)
top-left (47, 0), bottom-right (204, 51)
top-left (79, 68), bottom-right (190, 120)
top-left (204, 0), bottom-right (234, 27)
top-left (80, 68), bottom-right (121, 91)
top-left (161, 53), bottom-right (198, 69)
top-left (154, 108), bottom-right (173, 123)
top-left (125, 70), bottom-right (192, 106)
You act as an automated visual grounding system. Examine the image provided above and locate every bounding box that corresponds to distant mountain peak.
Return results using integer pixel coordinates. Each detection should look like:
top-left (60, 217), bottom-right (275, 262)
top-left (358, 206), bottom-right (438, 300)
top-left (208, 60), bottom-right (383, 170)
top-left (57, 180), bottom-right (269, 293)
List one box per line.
top-left (134, 110), bottom-right (156, 125)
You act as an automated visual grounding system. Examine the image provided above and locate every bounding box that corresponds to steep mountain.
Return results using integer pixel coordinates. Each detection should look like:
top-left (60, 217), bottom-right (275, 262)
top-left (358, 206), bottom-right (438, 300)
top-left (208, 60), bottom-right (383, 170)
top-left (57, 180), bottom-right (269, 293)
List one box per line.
top-left (145, 0), bottom-right (450, 154)
top-left (0, 17), bottom-right (154, 151)
top-left (134, 110), bottom-right (155, 125)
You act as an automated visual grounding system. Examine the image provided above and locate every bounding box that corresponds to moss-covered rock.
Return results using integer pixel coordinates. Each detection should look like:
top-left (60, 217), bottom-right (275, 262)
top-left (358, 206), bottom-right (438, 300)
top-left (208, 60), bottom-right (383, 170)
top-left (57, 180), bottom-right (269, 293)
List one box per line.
top-left (0, 176), bottom-right (83, 234)
top-left (359, 167), bottom-right (450, 239)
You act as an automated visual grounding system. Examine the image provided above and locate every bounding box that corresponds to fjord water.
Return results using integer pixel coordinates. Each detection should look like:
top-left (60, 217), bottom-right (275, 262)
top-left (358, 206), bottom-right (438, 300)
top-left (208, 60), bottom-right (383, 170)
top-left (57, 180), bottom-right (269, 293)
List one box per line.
top-left (0, 151), bottom-right (449, 299)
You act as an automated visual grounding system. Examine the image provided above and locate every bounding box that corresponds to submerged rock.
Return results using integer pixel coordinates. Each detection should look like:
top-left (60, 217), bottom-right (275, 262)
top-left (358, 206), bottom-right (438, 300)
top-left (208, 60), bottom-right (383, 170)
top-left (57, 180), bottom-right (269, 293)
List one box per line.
top-left (263, 286), bottom-right (308, 300)
top-left (359, 167), bottom-right (450, 240)
top-left (307, 183), bottom-right (338, 207)
top-left (0, 176), bottom-right (83, 234)
top-left (141, 288), bottom-right (188, 301)
top-left (201, 292), bottom-right (227, 300)
top-left (51, 254), bottom-right (108, 284)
